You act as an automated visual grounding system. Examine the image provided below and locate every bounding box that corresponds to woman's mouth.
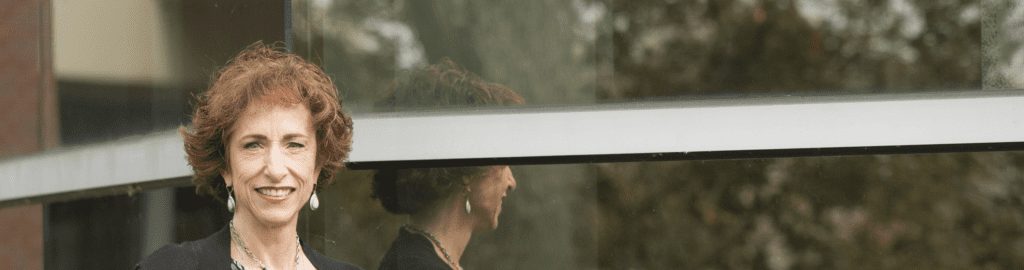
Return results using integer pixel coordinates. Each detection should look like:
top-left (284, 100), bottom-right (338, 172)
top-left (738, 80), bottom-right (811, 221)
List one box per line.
top-left (256, 187), bottom-right (294, 197)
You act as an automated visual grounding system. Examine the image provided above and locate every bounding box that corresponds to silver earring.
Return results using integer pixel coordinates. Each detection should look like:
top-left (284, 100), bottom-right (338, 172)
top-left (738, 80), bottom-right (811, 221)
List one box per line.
top-left (464, 188), bottom-right (471, 215)
top-left (227, 187), bottom-right (235, 212)
top-left (310, 192), bottom-right (319, 211)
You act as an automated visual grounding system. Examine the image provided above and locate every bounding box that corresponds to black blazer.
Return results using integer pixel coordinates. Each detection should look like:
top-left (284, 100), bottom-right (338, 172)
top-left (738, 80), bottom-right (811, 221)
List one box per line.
top-left (136, 225), bottom-right (362, 270)
top-left (377, 228), bottom-right (452, 270)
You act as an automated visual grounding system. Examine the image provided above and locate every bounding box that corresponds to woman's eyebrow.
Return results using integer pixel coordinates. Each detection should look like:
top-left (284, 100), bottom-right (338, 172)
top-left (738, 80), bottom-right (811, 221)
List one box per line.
top-left (283, 133), bottom-right (308, 141)
top-left (238, 134), bottom-right (268, 141)
top-left (237, 134), bottom-right (307, 141)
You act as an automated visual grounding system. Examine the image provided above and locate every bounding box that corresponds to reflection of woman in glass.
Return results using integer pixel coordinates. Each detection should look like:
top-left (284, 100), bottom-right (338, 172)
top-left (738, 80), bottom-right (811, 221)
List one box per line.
top-left (137, 42), bottom-right (361, 270)
top-left (373, 59), bottom-right (522, 270)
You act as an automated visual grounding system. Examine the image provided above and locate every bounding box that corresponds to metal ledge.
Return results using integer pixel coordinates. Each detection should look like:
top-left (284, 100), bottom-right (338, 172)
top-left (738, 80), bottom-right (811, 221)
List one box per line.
top-left (345, 90), bottom-right (1024, 168)
top-left (0, 129), bottom-right (191, 206)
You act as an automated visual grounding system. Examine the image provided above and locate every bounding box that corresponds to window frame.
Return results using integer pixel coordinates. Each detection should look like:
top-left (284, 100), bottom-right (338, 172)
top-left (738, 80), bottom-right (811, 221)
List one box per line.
top-left (3, 89), bottom-right (1024, 206)
top-left (3, 1), bottom-right (1019, 207)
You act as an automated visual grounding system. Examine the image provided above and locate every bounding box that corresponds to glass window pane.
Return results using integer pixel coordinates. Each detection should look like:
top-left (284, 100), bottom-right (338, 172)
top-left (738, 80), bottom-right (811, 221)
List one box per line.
top-left (301, 0), bottom-right (1019, 113)
top-left (56, 1), bottom-right (286, 146)
top-left (318, 151), bottom-right (1024, 269)
top-left (605, 0), bottom-right (989, 99)
top-left (302, 0), bottom-right (597, 112)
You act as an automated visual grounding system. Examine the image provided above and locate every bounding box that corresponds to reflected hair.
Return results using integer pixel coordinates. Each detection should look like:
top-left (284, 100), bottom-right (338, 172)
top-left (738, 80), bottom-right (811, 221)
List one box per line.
top-left (373, 167), bottom-right (496, 215)
top-left (181, 41), bottom-right (353, 202)
top-left (374, 58), bottom-right (524, 111)
top-left (371, 58), bottom-right (523, 215)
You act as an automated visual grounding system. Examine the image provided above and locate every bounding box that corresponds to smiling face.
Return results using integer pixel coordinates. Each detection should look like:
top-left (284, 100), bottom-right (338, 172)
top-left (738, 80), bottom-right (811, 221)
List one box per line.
top-left (222, 101), bottom-right (319, 227)
top-left (468, 166), bottom-right (517, 231)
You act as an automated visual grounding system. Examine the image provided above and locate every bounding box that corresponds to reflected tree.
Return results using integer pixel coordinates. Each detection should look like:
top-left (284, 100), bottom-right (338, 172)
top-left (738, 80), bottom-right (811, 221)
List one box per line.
top-left (298, 0), bottom-right (1024, 269)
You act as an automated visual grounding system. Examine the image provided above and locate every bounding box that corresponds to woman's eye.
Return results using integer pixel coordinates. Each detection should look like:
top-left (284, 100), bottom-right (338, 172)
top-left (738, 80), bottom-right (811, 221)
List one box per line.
top-left (243, 142), bottom-right (261, 149)
top-left (288, 142), bottom-right (305, 148)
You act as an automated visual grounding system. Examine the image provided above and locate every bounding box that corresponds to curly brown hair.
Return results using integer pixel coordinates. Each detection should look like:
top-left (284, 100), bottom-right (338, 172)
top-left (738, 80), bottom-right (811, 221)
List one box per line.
top-left (181, 41), bottom-right (353, 202)
top-left (371, 58), bottom-right (523, 215)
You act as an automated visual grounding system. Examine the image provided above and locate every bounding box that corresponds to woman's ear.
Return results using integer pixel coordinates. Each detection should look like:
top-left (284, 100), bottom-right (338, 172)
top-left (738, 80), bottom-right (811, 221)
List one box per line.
top-left (221, 169), bottom-right (233, 187)
top-left (314, 168), bottom-right (322, 186)
top-left (222, 142), bottom-right (233, 187)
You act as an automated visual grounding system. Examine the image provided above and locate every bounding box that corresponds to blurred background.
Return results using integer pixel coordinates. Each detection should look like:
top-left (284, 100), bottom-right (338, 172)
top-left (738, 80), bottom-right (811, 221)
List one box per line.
top-left (2, 0), bottom-right (1024, 269)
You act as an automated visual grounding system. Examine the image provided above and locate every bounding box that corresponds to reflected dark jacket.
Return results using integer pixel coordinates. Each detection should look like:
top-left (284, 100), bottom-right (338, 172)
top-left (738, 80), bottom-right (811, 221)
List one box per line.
top-left (378, 228), bottom-right (452, 270)
top-left (135, 225), bottom-right (362, 270)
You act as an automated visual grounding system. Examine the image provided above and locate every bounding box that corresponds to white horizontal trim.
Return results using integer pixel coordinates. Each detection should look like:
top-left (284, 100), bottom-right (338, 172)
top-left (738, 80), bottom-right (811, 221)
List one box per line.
top-left (0, 129), bottom-right (190, 203)
top-left (347, 90), bottom-right (1024, 165)
top-left (3, 90), bottom-right (1023, 204)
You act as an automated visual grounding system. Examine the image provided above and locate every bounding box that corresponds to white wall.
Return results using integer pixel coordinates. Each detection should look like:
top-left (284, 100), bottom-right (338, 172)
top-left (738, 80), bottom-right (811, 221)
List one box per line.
top-left (53, 0), bottom-right (177, 85)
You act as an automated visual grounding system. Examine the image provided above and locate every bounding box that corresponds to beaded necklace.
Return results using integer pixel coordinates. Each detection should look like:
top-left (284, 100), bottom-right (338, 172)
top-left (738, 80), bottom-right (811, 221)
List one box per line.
top-left (404, 225), bottom-right (463, 270)
top-left (229, 220), bottom-right (300, 270)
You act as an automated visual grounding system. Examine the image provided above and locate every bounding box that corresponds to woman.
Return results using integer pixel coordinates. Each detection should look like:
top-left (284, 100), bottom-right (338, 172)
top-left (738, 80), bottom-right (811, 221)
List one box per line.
top-left (136, 42), bottom-right (361, 270)
top-left (372, 59), bottom-right (522, 270)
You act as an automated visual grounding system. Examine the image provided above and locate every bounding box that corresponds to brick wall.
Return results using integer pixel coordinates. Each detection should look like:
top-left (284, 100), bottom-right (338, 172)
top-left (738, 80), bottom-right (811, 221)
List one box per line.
top-left (0, 0), bottom-right (56, 269)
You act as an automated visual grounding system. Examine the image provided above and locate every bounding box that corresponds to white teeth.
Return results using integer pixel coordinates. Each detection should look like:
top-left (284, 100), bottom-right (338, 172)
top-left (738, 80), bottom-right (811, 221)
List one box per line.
top-left (257, 188), bottom-right (292, 196)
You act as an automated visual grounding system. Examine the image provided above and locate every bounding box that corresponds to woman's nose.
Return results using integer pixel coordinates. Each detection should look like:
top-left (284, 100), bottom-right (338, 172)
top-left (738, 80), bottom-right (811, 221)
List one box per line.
top-left (264, 146), bottom-right (287, 180)
top-left (507, 167), bottom-right (517, 191)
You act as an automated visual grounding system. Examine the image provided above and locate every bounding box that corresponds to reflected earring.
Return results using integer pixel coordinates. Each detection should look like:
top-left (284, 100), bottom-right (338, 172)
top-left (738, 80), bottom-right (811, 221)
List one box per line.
top-left (226, 186), bottom-right (236, 212)
top-left (310, 191), bottom-right (319, 211)
top-left (464, 188), bottom-right (471, 215)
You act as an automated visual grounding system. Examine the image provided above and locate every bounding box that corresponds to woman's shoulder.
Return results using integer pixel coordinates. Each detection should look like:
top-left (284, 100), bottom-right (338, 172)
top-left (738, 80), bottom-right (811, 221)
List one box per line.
top-left (135, 226), bottom-right (233, 270)
top-left (377, 228), bottom-right (452, 270)
top-left (134, 242), bottom-right (201, 270)
top-left (306, 250), bottom-right (364, 270)
top-left (302, 240), bottom-right (365, 270)
top-left (378, 254), bottom-right (451, 270)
